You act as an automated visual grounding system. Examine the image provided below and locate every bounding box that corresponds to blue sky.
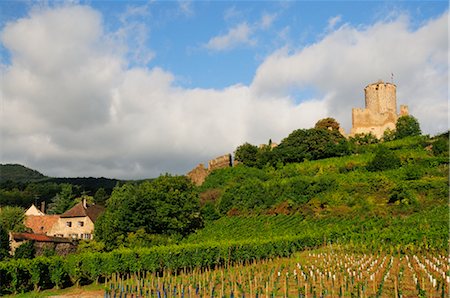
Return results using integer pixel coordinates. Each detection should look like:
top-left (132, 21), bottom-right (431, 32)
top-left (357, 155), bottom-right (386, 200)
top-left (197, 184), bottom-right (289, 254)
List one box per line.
top-left (0, 1), bottom-right (448, 178)
top-left (2, 1), bottom-right (447, 90)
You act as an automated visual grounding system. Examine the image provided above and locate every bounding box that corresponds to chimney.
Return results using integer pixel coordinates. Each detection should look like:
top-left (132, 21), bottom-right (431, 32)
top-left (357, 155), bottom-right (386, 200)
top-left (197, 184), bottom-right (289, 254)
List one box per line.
top-left (82, 197), bottom-right (87, 208)
top-left (40, 201), bottom-right (45, 213)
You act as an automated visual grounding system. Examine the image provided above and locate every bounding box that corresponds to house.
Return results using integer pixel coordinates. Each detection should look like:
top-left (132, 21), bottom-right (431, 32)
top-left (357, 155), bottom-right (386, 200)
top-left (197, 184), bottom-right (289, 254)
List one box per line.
top-left (24, 203), bottom-right (45, 216)
top-left (25, 214), bottom-right (60, 235)
top-left (48, 199), bottom-right (104, 240)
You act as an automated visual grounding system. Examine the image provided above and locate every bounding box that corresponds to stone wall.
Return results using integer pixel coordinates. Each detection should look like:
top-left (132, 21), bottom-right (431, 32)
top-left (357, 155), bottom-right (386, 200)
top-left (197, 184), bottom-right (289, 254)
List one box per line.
top-left (186, 163), bottom-right (208, 186)
top-left (208, 154), bottom-right (232, 171)
top-left (187, 154), bottom-right (232, 186)
top-left (350, 81), bottom-right (408, 138)
top-left (34, 242), bottom-right (77, 256)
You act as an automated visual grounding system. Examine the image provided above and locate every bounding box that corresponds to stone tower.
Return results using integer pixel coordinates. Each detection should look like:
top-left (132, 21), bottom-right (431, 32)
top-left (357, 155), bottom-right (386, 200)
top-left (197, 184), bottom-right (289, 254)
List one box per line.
top-left (350, 80), bottom-right (408, 138)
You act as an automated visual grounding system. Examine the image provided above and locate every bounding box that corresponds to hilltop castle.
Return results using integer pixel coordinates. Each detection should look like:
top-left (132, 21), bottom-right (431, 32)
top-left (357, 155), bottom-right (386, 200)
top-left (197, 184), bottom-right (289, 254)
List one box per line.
top-left (187, 81), bottom-right (410, 185)
top-left (350, 80), bottom-right (409, 138)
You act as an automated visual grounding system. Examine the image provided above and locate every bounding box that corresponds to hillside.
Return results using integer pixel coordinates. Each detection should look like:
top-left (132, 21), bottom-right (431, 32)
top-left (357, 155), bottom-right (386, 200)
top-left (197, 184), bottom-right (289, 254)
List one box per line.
top-left (196, 135), bottom-right (448, 219)
top-left (181, 135), bottom-right (449, 250)
top-left (0, 164), bottom-right (47, 183)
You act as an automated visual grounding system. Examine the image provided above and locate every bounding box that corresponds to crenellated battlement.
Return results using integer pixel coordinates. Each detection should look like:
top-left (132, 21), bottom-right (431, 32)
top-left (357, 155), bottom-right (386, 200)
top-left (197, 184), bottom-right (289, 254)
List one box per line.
top-left (351, 81), bottom-right (408, 138)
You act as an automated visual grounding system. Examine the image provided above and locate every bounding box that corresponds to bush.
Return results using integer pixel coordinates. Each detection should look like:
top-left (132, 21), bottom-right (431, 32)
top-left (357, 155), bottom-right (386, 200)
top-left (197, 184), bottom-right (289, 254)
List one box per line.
top-left (14, 241), bottom-right (35, 259)
top-left (367, 146), bottom-right (401, 172)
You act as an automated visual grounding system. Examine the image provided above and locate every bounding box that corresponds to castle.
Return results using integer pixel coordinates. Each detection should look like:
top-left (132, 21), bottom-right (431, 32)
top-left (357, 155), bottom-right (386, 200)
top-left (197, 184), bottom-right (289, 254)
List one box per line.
top-left (350, 80), bottom-right (409, 138)
top-left (187, 81), bottom-right (410, 185)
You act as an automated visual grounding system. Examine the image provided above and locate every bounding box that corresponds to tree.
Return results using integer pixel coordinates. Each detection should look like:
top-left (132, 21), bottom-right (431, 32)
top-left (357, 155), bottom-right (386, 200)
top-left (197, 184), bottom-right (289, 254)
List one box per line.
top-left (95, 175), bottom-right (203, 249)
top-left (315, 117), bottom-right (341, 132)
top-left (276, 128), bottom-right (350, 163)
top-left (47, 184), bottom-right (75, 214)
top-left (395, 115), bottom-right (421, 139)
top-left (93, 188), bottom-right (109, 205)
top-left (0, 206), bottom-right (26, 232)
top-left (234, 143), bottom-right (259, 167)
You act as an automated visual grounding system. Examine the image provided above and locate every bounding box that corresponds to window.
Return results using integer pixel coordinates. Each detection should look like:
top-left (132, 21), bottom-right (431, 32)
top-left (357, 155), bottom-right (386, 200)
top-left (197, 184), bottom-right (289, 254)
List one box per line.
top-left (55, 234), bottom-right (64, 237)
top-left (77, 221), bottom-right (84, 227)
top-left (84, 234), bottom-right (92, 240)
top-left (69, 234), bottom-right (78, 239)
top-left (66, 221), bottom-right (72, 227)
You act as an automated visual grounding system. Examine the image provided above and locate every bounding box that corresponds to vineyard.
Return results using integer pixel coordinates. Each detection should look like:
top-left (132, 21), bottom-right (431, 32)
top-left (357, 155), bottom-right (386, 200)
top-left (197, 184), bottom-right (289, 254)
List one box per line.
top-left (186, 205), bottom-right (449, 253)
top-left (103, 248), bottom-right (450, 297)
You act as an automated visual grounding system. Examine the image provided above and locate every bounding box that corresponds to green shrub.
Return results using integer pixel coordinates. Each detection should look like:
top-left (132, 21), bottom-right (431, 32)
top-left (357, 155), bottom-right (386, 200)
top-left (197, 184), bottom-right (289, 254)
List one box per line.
top-left (367, 146), bottom-right (401, 172)
top-left (14, 241), bottom-right (35, 259)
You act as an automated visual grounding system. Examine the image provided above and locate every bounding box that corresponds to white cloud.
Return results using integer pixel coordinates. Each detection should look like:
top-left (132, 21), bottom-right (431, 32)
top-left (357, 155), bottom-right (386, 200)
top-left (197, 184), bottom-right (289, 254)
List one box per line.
top-left (251, 12), bottom-right (448, 135)
top-left (326, 15), bottom-right (342, 31)
top-left (205, 22), bottom-right (256, 51)
top-left (1, 6), bottom-right (447, 179)
top-left (178, 1), bottom-right (194, 17)
top-left (0, 5), bottom-right (325, 179)
top-left (260, 12), bottom-right (277, 29)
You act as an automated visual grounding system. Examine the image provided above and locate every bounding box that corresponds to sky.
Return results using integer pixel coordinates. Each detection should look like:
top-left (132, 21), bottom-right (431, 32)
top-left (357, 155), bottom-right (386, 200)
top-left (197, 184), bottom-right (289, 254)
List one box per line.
top-left (0, 1), bottom-right (448, 179)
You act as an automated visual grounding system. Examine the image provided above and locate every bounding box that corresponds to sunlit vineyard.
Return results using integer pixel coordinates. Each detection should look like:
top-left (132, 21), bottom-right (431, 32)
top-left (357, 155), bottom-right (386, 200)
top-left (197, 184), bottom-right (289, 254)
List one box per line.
top-left (104, 247), bottom-right (450, 297)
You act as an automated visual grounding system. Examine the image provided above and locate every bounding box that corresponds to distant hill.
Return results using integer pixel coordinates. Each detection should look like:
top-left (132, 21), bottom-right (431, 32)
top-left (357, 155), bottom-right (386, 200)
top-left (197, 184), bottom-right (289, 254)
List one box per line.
top-left (0, 164), bottom-right (47, 183)
top-left (0, 164), bottom-right (122, 194)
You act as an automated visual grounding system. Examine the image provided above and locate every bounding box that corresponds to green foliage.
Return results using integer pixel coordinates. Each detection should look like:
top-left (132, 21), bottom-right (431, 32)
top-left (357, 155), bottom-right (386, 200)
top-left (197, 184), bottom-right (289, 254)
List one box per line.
top-left (186, 205), bottom-right (448, 252)
top-left (367, 146), bottom-right (401, 172)
top-left (349, 133), bottom-right (379, 146)
top-left (0, 225), bottom-right (9, 261)
top-left (0, 206), bottom-right (26, 232)
top-left (14, 241), bottom-right (35, 259)
top-left (276, 128), bottom-right (350, 163)
top-left (96, 175), bottom-right (202, 249)
top-left (234, 142), bottom-right (259, 167)
top-left (431, 134), bottom-right (449, 156)
top-left (76, 240), bottom-right (106, 254)
top-left (199, 136), bottom-right (446, 216)
top-left (395, 115), bottom-right (421, 139)
top-left (382, 128), bottom-right (396, 142)
top-left (93, 187), bottom-right (109, 205)
top-left (47, 184), bottom-right (76, 214)
top-left (314, 117), bottom-right (341, 131)
top-left (3, 205), bottom-right (447, 294)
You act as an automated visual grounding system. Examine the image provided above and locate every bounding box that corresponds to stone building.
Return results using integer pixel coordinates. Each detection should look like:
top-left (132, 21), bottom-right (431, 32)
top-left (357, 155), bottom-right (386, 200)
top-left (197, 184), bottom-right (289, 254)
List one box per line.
top-left (350, 81), bottom-right (408, 138)
top-left (49, 199), bottom-right (104, 240)
top-left (23, 199), bottom-right (104, 240)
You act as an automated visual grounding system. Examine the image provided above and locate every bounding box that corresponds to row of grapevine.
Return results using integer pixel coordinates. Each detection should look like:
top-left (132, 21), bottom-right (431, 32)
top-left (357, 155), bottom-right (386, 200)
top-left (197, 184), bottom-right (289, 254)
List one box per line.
top-left (186, 205), bottom-right (449, 253)
top-left (0, 235), bottom-right (322, 295)
top-left (102, 249), bottom-right (450, 297)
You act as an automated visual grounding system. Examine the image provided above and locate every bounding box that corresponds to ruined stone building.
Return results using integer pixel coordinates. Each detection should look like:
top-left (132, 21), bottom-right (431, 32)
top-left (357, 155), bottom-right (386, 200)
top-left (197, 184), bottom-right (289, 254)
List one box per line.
top-left (187, 154), bottom-right (232, 186)
top-left (350, 81), bottom-right (409, 138)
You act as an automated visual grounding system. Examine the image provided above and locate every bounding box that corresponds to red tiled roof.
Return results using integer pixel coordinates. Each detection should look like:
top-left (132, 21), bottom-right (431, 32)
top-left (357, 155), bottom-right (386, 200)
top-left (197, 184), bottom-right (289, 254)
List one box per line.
top-left (60, 202), bottom-right (105, 222)
top-left (60, 202), bottom-right (87, 218)
top-left (25, 215), bottom-right (60, 234)
top-left (11, 232), bottom-right (73, 243)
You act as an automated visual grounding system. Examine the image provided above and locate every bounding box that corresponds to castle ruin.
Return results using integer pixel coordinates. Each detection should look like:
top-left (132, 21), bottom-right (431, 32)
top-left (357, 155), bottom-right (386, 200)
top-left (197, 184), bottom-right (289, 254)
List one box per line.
top-left (187, 154), bottom-right (232, 186)
top-left (350, 80), bottom-right (409, 138)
